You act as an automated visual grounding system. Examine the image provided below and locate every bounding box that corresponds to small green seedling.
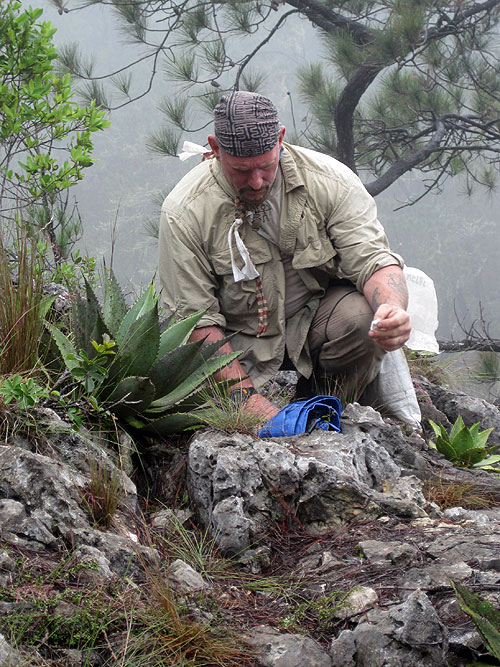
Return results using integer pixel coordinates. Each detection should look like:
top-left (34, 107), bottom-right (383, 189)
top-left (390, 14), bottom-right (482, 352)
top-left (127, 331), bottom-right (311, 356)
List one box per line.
top-left (428, 416), bottom-right (500, 471)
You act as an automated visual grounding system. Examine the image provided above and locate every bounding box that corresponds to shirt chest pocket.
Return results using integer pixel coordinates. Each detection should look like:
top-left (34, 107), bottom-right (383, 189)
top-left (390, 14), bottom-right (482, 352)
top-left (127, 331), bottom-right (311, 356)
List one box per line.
top-left (292, 216), bottom-right (338, 273)
top-left (210, 245), bottom-right (277, 319)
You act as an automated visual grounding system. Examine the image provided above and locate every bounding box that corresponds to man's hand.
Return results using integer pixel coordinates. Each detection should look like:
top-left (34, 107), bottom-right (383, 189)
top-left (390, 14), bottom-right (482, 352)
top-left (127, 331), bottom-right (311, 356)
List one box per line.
top-left (368, 303), bottom-right (411, 351)
top-left (244, 393), bottom-right (280, 421)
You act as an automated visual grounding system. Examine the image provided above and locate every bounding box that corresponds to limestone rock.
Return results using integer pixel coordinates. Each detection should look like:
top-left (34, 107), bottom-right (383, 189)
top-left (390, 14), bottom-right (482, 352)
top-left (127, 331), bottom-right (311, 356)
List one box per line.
top-left (330, 590), bottom-right (448, 666)
top-left (333, 586), bottom-right (378, 620)
top-left (169, 559), bottom-right (209, 593)
top-left (187, 426), bottom-right (429, 554)
top-left (244, 625), bottom-right (332, 667)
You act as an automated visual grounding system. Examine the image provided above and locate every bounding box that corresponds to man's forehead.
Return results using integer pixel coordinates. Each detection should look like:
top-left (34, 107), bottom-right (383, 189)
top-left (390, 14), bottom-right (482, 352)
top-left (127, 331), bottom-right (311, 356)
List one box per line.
top-left (222, 147), bottom-right (277, 169)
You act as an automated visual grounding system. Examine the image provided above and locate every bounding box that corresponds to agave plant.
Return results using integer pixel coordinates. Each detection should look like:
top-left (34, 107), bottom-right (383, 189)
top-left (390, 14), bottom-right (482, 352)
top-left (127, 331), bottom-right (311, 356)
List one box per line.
top-left (46, 272), bottom-right (240, 434)
top-left (428, 415), bottom-right (500, 471)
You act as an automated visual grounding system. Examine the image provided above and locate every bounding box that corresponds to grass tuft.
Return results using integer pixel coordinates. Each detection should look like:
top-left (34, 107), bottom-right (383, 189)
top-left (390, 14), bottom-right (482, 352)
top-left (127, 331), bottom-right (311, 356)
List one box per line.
top-left (0, 228), bottom-right (49, 375)
top-left (80, 456), bottom-right (123, 529)
top-left (423, 476), bottom-right (500, 511)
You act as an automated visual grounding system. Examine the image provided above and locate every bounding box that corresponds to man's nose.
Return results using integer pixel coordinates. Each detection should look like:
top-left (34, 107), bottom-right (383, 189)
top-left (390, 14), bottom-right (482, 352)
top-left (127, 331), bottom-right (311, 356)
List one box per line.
top-left (247, 170), bottom-right (264, 190)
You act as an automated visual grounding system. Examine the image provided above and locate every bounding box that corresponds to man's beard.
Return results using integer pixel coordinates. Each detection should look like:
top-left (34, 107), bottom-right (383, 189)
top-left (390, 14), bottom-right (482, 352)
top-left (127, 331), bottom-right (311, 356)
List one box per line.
top-left (237, 186), bottom-right (271, 210)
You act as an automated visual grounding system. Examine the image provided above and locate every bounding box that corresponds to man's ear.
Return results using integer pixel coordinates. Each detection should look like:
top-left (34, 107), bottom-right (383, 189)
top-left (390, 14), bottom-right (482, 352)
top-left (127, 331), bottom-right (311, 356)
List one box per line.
top-left (207, 135), bottom-right (220, 159)
top-left (278, 126), bottom-right (286, 146)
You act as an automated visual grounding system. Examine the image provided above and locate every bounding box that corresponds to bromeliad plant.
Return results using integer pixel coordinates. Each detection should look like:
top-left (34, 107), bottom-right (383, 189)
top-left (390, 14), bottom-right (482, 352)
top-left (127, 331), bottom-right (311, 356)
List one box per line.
top-left (46, 272), bottom-right (241, 434)
top-left (428, 416), bottom-right (500, 471)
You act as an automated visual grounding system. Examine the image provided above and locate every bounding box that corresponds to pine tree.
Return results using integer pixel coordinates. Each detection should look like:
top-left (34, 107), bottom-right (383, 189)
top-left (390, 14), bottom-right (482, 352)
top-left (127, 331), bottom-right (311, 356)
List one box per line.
top-left (53, 0), bottom-right (500, 199)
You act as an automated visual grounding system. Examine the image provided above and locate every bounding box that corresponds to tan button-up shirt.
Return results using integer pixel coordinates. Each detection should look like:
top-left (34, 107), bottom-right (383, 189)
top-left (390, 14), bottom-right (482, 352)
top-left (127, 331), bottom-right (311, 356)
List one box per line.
top-left (159, 143), bottom-right (403, 389)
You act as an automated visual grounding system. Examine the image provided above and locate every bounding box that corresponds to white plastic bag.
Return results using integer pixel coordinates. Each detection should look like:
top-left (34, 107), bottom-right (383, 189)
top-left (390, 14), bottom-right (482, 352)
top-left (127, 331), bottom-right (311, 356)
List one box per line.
top-left (372, 348), bottom-right (422, 429)
top-left (404, 266), bottom-right (439, 354)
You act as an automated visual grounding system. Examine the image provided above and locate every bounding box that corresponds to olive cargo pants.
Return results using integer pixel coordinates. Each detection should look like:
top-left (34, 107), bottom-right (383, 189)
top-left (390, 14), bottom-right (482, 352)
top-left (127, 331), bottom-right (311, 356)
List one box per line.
top-left (295, 283), bottom-right (385, 402)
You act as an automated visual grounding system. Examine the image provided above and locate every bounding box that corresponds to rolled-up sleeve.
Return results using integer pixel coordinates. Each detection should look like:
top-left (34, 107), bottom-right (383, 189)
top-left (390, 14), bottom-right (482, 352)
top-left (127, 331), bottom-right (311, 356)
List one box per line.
top-left (158, 203), bottom-right (227, 328)
top-left (325, 172), bottom-right (403, 291)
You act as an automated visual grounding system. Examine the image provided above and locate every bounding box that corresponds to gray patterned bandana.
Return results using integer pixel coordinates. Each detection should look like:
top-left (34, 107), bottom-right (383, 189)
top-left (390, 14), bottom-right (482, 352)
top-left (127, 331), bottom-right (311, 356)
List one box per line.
top-left (214, 91), bottom-right (280, 157)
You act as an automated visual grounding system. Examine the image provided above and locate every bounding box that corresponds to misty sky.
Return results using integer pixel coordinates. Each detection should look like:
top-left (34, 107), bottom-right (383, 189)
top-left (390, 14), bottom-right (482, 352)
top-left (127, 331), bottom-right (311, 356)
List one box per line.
top-left (30, 0), bottom-right (500, 341)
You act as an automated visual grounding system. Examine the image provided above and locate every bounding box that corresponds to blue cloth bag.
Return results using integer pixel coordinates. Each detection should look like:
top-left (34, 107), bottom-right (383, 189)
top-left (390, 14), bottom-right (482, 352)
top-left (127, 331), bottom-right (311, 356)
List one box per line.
top-left (258, 395), bottom-right (342, 438)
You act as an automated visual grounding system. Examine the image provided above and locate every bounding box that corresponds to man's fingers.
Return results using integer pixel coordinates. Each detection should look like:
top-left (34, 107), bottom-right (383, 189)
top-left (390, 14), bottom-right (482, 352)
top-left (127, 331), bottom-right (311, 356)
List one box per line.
top-left (369, 305), bottom-right (411, 351)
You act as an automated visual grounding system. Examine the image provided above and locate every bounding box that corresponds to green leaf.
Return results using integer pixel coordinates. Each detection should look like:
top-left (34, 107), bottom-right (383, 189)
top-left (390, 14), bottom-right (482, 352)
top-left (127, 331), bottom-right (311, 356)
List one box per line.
top-left (452, 582), bottom-right (500, 660)
top-left (149, 338), bottom-right (206, 397)
top-left (44, 321), bottom-right (79, 371)
top-left (147, 351), bottom-right (240, 412)
top-left (115, 303), bottom-right (160, 379)
top-left (150, 333), bottom-right (237, 397)
top-left (474, 427), bottom-right (495, 449)
top-left (456, 446), bottom-right (487, 467)
top-left (434, 436), bottom-right (459, 462)
top-left (73, 280), bottom-right (109, 356)
top-left (472, 454), bottom-right (500, 469)
top-left (106, 376), bottom-right (156, 418)
top-left (449, 427), bottom-right (477, 457)
top-left (39, 295), bottom-right (56, 319)
top-left (133, 411), bottom-right (205, 435)
top-left (156, 310), bottom-right (205, 360)
top-left (102, 269), bottom-right (128, 336)
top-left (116, 282), bottom-right (158, 345)
top-left (450, 415), bottom-right (466, 441)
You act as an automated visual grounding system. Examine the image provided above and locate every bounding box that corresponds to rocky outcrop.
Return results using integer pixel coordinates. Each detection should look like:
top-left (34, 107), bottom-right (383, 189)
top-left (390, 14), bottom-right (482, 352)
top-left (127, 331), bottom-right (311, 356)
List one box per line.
top-left (0, 413), bottom-right (158, 578)
top-left (0, 378), bottom-right (499, 665)
top-left (185, 382), bottom-right (500, 666)
top-left (187, 404), bottom-right (431, 555)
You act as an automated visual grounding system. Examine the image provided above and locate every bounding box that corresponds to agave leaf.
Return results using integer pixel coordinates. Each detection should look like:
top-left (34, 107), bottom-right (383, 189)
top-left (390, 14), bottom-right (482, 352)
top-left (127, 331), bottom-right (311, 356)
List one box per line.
top-left (150, 334), bottom-right (238, 397)
top-left (474, 427), bottom-right (495, 449)
top-left (159, 313), bottom-right (175, 333)
top-left (73, 280), bottom-right (109, 356)
top-left (116, 283), bottom-right (158, 345)
top-left (39, 295), bottom-right (56, 319)
top-left (434, 436), bottom-right (459, 462)
top-left (451, 427), bottom-right (477, 457)
top-left (131, 411), bottom-right (205, 435)
top-left (102, 269), bottom-right (128, 336)
top-left (472, 454), bottom-right (500, 469)
top-left (106, 376), bottom-right (156, 418)
top-left (469, 423), bottom-right (480, 438)
top-left (44, 322), bottom-right (79, 372)
top-left (457, 446), bottom-right (487, 467)
top-left (156, 310), bottom-right (205, 360)
top-left (147, 351), bottom-right (241, 412)
top-left (162, 334), bottom-right (239, 391)
top-left (149, 339), bottom-right (205, 397)
top-left (451, 581), bottom-right (500, 661)
top-left (428, 419), bottom-right (448, 440)
top-left (114, 304), bottom-right (160, 379)
top-left (157, 378), bottom-right (238, 413)
top-left (172, 378), bottom-right (240, 411)
top-left (449, 415), bottom-right (466, 442)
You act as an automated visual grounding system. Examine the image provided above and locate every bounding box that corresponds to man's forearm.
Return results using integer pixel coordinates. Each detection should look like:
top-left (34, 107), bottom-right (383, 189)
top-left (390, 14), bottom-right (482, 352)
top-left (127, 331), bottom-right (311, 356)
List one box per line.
top-left (364, 265), bottom-right (411, 351)
top-left (188, 326), bottom-right (253, 389)
top-left (363, 265), bottom-right (408, 313)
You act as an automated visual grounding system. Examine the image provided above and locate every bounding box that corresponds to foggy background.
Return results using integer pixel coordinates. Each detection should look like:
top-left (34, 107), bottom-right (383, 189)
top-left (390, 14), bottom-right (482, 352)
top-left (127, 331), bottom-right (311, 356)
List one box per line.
top-left (33, 0), bottom-right (500, 342)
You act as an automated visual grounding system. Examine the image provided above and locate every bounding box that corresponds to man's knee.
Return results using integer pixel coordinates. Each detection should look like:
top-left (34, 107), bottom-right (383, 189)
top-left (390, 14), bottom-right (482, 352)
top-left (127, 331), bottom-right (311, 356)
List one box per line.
top-left (308, 286), bottom-right (374, 364)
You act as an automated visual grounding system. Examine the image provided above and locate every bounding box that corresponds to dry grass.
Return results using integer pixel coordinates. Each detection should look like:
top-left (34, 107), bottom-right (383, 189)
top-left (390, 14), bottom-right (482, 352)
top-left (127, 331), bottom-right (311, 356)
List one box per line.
top-left (423, 476), bottom-right (500, 511)
top-left (124, 576), bottom-right (254, 666)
